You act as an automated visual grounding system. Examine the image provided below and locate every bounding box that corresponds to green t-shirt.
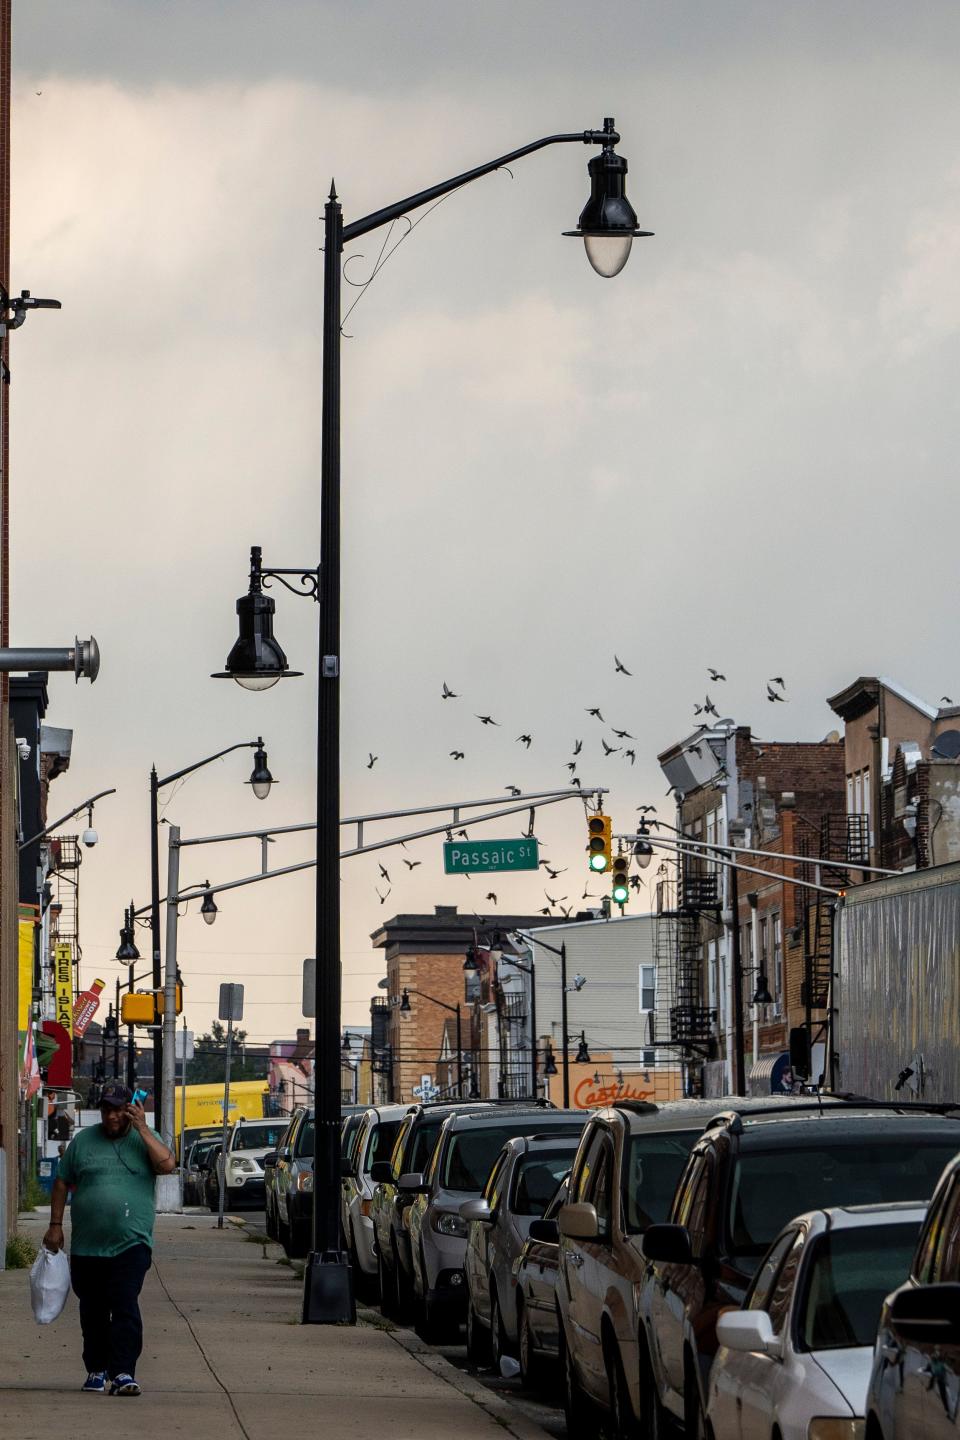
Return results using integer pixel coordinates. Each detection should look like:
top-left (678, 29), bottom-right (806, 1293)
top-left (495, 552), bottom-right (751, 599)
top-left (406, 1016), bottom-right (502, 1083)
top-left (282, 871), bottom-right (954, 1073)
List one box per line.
top-left (58, 1123), bottom-right (161, 1257)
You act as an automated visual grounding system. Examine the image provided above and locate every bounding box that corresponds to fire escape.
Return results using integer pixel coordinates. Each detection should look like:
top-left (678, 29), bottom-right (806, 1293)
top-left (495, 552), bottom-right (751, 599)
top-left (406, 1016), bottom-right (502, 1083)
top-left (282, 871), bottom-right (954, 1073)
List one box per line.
top-left (796, 814), bottom-right (869, 1080)
top-left (655, 860), bottom-right (720, 1057)
top-left (48, 834), bottom-right (81, 987)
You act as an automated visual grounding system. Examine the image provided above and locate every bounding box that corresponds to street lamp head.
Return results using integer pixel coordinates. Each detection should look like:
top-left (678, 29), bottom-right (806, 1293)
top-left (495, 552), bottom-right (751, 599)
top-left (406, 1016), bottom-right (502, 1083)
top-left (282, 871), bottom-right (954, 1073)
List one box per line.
top-left (247, 740), bottom-right (274, 800)
top-left (200, 886), bottom-right (219, 926)
top-left (752, 972), bottom-right (774, 1006)
top-left (633, 838), bottom-right (654, 869)
top-left (462, 947), bottom-right (478, 974)
top-left (563, 118), bottom-right (653, 278)
top-left (543, 1046), bottom-right (558, 1077)
top-left (575, 1031), bottom-right (591, 1065)
top-left (115, 905), bottom-right (140, 964)
top-left (399, 988), bottom-right (412, 1016)
top-left (212, 548), bottom-right (303, 690)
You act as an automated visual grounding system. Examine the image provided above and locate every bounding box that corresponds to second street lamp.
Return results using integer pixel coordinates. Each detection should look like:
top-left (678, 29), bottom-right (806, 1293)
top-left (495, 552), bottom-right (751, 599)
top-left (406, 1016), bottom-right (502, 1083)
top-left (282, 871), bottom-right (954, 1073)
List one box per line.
top-left (214, 115), bottom-right (649, 1325)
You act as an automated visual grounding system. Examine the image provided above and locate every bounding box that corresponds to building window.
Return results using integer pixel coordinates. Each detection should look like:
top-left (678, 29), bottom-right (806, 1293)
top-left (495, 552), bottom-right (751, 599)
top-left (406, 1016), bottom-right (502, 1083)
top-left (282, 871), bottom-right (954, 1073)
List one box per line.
top-left (759, 917), bottom-right (768, 998)
top-left (846, 774), bottom-right (854, 814)
top-left (639, 964), bottom-right (656, 1014)
top-left (641, 1048), bottom-right (657, 1070)
top-left (772, 913), bottom-right (783, 1011)
top-left (707, 939), bottom-right (718, 1015)
top-left (854, 771), bottom-right (862, 816)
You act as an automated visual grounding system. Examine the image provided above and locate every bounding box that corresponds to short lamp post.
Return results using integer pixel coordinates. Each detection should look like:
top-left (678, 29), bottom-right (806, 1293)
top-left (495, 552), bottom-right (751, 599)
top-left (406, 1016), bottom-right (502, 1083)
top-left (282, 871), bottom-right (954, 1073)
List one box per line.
top-left (213, 117), bottom-right (649, 1324)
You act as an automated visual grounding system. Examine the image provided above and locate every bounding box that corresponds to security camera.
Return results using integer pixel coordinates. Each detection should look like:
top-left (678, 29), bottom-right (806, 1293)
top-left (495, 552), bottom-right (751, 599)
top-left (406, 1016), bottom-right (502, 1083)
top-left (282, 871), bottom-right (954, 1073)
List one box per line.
top-left (81, 827), bottom-right (99, 848)
top-left (16, 738), bottom-right (30, 761)
top-left (572, 973), bottom-right (587, 991)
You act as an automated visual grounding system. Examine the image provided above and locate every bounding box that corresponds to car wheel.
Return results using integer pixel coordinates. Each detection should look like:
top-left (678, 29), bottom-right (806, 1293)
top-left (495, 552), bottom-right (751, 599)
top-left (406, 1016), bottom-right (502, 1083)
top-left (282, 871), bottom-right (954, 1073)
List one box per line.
top-left (607, 1341), bottom-right (639, 1440)
top-left (518, 1298), bottom-right (539, 1386)
top-left (466, 1297), bottom-right (491, 1364)
top-left (560, 1318), bottom-right (592, 1432)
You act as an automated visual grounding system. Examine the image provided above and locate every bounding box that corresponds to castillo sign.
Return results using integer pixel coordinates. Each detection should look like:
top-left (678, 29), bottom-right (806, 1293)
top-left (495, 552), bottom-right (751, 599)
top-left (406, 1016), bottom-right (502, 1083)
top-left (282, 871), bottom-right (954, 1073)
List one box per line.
top-left (574, 1077), bottom-right (655, 1110)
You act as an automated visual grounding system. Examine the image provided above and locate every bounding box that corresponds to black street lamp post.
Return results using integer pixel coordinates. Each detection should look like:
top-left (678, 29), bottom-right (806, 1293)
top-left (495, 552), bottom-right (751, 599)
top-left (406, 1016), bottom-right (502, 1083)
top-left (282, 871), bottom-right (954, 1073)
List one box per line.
top-left (399, 988), bottom-right (463, 1098)
top-left (149, 740), bottom-right (273, 1133)
top-left (215, 118), bottom-right (649, 1324)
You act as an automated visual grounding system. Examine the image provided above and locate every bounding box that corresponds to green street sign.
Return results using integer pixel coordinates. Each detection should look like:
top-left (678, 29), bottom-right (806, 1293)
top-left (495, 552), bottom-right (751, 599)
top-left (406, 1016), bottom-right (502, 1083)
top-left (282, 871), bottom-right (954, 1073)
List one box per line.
top-left (443, 837), bottom-right (540, 875)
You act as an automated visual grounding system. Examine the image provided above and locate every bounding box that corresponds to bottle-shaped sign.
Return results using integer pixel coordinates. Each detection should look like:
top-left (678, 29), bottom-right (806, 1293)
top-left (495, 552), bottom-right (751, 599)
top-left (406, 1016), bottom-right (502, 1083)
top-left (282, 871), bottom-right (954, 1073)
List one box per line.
top-left (73, 978), bottom-right (105, 1038)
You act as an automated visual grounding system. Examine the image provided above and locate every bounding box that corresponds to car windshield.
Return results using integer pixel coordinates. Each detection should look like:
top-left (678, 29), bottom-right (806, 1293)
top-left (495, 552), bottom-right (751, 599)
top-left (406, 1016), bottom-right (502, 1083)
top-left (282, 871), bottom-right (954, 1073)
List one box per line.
top-left (341, 1114), bottom-right (363, 1158)
top-left (730, 1140), bottom-right (958, 1262)
top-left (407, 1119), bottom-right (443, 1176)
top-left (191, 1141), bottom-right (217, 1167)
top-left (442, 1122), bottom-right (582, 1194)
top-left (512, 1149), bottom-right (579, 1216)
top-left (365, 1120), bottom-right (402, 1172)
top-left (232, 1124), bottom-right (286, 1151)
top-left (799, 1222), bottom-right (922, 1351)
top-left (622, 1130), bottom-right (701, 1233)
top-left (296, 1121), bottom-right (315, 1158)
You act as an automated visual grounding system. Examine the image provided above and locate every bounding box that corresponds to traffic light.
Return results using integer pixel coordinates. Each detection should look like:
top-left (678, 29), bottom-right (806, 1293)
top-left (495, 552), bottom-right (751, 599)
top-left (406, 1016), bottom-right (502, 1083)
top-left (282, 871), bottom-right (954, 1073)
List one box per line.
top-left (588, 814), bottom-right (612, 872)
top-left (611, 853), bottom-right (630, 905)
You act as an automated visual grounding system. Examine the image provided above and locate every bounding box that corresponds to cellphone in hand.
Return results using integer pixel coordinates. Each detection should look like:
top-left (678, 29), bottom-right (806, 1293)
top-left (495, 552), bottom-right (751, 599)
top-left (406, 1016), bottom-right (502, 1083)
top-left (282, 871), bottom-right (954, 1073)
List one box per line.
top-left (131, 1089), bottom-right (149, 1106)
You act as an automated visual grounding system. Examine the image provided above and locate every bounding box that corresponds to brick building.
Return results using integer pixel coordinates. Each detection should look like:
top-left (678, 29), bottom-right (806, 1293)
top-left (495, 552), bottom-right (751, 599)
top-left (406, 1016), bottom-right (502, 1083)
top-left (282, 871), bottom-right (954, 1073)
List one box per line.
top-left (657, 721), bottom-right (847, 1095)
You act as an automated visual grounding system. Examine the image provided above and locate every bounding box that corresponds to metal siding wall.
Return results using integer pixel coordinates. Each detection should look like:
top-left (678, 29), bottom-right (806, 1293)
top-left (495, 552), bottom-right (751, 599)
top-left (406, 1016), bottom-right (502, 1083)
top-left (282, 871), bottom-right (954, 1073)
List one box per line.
top-left (837, 864), bottom-right (960, 1100)
top-left (531, 915), bottom-right (663, 1059)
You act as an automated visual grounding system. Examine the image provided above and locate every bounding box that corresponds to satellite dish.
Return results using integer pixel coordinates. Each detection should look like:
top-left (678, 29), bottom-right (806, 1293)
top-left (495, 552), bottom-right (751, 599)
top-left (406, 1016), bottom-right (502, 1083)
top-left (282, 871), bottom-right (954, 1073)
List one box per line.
top-left (932, 730), bottom-right (960, 760)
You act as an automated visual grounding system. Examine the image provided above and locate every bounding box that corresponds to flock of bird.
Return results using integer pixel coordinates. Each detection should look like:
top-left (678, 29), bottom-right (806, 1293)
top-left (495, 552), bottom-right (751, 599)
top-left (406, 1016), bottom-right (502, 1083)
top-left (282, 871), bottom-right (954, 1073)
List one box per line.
top-left (363, 662), bottom-right (792, 917)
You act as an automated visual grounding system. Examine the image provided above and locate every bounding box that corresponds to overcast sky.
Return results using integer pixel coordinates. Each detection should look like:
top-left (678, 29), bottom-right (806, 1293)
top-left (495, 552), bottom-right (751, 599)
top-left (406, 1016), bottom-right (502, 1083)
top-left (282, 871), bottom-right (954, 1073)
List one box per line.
top-left (9, 2), bottom-right (960, 1044)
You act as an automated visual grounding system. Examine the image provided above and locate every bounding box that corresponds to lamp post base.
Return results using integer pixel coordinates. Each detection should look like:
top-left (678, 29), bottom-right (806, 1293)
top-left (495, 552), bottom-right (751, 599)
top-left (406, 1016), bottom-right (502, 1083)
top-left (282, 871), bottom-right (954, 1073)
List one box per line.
top-left (301, 1250), bottom-right (355, 1325)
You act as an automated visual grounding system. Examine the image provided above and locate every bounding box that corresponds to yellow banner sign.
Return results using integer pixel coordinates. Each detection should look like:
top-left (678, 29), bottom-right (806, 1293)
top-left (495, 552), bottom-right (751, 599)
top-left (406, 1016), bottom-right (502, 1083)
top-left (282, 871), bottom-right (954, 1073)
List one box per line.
top-left (55, 942), bottom-right (74, 1036)
top-left (18, 919), bottom-right (35, 1032)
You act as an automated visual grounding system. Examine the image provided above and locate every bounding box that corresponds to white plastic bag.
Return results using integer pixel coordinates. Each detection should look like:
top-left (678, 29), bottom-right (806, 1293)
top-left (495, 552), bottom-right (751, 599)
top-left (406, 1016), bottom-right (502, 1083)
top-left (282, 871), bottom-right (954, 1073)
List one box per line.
top-left (29, 1245), bottom-right (70, 1325)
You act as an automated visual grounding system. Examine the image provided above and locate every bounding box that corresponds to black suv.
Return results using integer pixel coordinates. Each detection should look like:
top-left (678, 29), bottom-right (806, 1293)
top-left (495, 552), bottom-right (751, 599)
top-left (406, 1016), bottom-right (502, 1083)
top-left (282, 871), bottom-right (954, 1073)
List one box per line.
top-left (370, 1101), bottom-right (489, 1320)
top-left (639, 1104), bottom-right (960, 1437)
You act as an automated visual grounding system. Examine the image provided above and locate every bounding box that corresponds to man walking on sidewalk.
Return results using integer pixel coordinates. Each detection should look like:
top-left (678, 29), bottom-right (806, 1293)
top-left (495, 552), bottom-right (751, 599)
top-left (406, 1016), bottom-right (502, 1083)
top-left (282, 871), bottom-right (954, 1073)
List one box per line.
top-left (43, 1082), bottom-right (175, 1397)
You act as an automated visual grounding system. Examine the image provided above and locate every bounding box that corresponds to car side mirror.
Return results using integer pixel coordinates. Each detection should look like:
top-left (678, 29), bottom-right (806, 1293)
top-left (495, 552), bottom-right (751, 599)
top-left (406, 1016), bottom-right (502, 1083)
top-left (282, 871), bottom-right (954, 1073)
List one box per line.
top-left (716, 1308), bottom-right (781, 1358)
top-left (528, 1217), bottom-right (560, 1244)
top-left (641, 1224), bottom-right (694, 1265)
top-left (370, 1160), bottom-right (393, 1184)
top-left (460, 1198), bottom-right (493, 1225)
top-left (262, 1151), bottom-right (278, 1167)
top-left (558, 1202), bottom-right (599, 1241)
top-left (889, 1283), bottom-right (960, 1346)
top-left (341, 1156), bottom-right (355, 1179)
top-left (398, 1171), bottom-right (428, 1194)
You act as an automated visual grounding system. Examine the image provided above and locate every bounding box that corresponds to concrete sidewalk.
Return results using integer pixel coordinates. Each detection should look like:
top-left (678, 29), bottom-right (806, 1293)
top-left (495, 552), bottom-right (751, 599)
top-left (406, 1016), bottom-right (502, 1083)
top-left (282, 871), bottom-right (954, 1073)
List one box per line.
top-left (0, 1208), bottom-right (551, 1440)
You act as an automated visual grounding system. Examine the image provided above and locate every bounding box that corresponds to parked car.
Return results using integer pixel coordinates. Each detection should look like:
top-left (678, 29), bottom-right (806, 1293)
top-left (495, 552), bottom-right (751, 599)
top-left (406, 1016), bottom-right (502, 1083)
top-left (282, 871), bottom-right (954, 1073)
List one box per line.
top-left (371, 1101), bottom-right (489, 1321)
top-left (513, 1175), bottom-right (569, 1383)
top-left (867, 1151), bottom-right (960, 1439)
top-left (638, 1104), bottom-right (960, 1439)
top-left (555, 1097), bottom-right (733, 1436)
top-left (268, 1108), bottom-right (314, 1255)
top-left (463, 1131), bottom-right (583, 1366)
top-left (340, 1103), bottom-right (409, 1293)
top-left (407, 1105), bottom-right (582, 1342)
top-left (183, 1137), bottom-right (219, 1207)
top-left (214, 1117), bottom-right (289, 1212)
top-left (708, 1202), bottom-right (925, 1440)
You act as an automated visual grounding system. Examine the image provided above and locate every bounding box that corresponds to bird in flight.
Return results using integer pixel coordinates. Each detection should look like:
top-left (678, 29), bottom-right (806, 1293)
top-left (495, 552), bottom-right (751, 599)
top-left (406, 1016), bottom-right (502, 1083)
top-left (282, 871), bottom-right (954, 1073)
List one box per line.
top-left (581, 886), bottom-right (596, 901)
top-left (516, 734), bottom-right (532, 748)
top-left (637, 804), bottom-right (657, 814)
top-left (630, 875), bottom-right (644, 891)
top-left (560, 906), bottom-right (573, 918)
top-left (769, 676), bottom-right (785, 689)
top-left (693, 703), bottom-right (704, 716)
top-left (506, 785), bottom-right (522, 797)
top-left (545, 865), bottom-right (567, 879)
top-left (766, 686), bottom-right (786, 703)
top-left (941, 696), bottom-right (953, 704)
top-left (614, 655), bottom-right (632, 676)
top-left (379, 864), bottom-right (390, 882)
top-left (545, 893), bottom-right (567, 907)
top-left (449, 750), bottom-right (465, 760)
top-left (708, 668), bottom-right (726, 682)
top-left (475, 714), bottom-right (500, 726)
top-left (565, 761), bottom-right (577, 773)
top-left (403, 859), bottom-right (421, 870)
top-left (612, 727), bottom-right (634, 740)
top-left (375, 886), bottom-right (391, 905)
top-left (703, 696), bottom-right (719, 717)
top-left (572, 738), bottom-right (583, 755)
top-left (441, 682), bottom-right (459, 699)
top-left (456, 829), bottom-right (469, 839)
top-left (540, 906), bottom-right (552, 916)
top-left (571, 777), bottom-right (582, 788)
top-left (601, 739), bottom-right (621, 756)
top-left (586, 707), bottom-right (605, 721)
top-left (486, 892), bottom-right (497, 904)
top-left (624, 749), bottom-right (636, 765)
top-left (367, 753), bottom-right (378, 769)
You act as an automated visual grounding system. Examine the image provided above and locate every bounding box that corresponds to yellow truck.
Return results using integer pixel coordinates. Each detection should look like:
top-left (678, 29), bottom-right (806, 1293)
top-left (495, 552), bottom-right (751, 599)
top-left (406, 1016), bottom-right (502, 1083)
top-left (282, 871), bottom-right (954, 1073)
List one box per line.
top-left (174, 1081), bottom-right (270, 1159)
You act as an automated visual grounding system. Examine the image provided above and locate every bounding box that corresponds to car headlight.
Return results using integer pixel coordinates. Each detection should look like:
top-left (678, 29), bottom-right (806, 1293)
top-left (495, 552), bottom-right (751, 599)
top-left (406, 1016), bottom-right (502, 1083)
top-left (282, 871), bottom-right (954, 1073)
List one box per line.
top-left (295, 1171), bottom-right (314, 1192)
top-left (432, 1210), bottom-right (468, 1238)
top-left (808, 1420), bottom-right (865, 1440)
top-left (230, 1158), bottom-right (256, 1173)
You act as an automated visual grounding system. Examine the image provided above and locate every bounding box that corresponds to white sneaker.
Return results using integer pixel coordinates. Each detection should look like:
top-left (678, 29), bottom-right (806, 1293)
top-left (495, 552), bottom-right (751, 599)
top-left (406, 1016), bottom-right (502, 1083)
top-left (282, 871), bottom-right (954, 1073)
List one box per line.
top-left (110, 1374), bottom-right (141, 1396)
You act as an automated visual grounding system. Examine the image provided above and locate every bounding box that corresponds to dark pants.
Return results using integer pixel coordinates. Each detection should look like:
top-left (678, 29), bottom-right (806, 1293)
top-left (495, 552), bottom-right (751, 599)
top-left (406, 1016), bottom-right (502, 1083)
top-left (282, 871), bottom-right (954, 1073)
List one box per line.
top-left (70, 1244), bottom-right (152, 1379)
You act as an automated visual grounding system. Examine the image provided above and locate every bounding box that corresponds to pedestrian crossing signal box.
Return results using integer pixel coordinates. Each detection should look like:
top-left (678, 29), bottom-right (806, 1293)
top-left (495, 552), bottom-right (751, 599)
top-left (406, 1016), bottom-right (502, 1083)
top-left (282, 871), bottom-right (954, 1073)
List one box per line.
top-left (588, 814), bottom-right (612, 872)
top-left (121, 985), bottom-right (183, 1026)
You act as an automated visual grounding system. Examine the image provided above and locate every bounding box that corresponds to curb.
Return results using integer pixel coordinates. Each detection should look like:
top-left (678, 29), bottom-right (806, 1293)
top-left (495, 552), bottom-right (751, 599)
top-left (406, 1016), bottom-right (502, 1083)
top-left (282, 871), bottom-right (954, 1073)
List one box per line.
top-left (369, 1311), bottom-right (556, 1440)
